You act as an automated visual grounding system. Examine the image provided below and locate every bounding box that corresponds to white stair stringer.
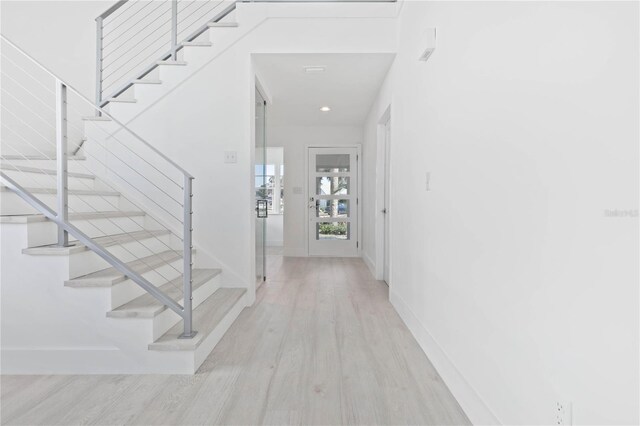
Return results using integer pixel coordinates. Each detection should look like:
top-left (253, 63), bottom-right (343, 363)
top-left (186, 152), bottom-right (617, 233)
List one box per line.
top-left (1, 214), bottom-right (248, 374)
top-left (103, 15), bottom-right (248, 123)
top-left (0, 156), bottom-right (246, 374)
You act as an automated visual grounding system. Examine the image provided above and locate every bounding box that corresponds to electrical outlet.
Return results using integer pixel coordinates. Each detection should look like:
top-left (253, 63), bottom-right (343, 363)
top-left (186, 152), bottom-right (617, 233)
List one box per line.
top-left (224, 151), bottom-right (237, 163)
top-left (556, 401), bottom-right (572, 425)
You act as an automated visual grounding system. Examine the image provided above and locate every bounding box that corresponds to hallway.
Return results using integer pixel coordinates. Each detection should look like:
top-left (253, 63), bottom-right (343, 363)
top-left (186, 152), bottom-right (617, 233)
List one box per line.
top-left (1, 256), bottom-right (469, 425)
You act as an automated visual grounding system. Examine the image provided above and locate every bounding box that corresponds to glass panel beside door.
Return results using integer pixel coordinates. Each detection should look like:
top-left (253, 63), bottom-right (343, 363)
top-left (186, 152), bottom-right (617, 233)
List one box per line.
top-left (255, 88), bottom-right (266, 283)
top-left (308, 147), bottom-right (359, 257)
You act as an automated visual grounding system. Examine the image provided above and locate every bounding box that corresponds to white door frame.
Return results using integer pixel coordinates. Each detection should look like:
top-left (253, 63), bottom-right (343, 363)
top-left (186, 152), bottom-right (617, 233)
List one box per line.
top-left (375, 105), bottom-right (391, 281)
top-left (306, 145), bottom-right (362, 257)
top-left (382, 117), bottom-right (391, 284)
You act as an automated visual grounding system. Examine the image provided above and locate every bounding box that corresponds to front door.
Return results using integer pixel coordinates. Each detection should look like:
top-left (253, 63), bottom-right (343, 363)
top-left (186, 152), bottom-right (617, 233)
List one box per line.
top-left (308, 147), bottom-right (359, 257)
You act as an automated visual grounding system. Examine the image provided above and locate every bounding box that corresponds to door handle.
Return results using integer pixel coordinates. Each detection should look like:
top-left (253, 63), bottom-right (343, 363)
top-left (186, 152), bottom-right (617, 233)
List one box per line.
top-left (381, 208), bottom-right (387, 214)
top-left (256, 199), bottom-right (268, 218)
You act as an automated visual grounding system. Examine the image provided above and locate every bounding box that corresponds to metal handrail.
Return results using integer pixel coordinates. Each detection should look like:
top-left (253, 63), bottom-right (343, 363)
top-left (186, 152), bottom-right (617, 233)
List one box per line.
top-left (95, 0), bottom-right (396, 107)
top-left (1, 36), bottom-right (193, 178)
top-left (1, 35), bottom-right (196, 338)
top-left (96, 0), bottom-right (236, 107)
top-left (0, 173), bottom-right (185, 315)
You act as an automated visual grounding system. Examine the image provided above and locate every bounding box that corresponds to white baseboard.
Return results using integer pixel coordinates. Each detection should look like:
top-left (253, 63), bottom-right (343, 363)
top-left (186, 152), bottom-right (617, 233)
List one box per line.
top-left (362, 252), bottom-right (376, 277)
top-left (389, 290), bottom-right (501, 425)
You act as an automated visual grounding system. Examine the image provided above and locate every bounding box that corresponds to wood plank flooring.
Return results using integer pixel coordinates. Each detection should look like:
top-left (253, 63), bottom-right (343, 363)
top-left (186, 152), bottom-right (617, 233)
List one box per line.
top-left (1, 255), bottom-right (470, 425)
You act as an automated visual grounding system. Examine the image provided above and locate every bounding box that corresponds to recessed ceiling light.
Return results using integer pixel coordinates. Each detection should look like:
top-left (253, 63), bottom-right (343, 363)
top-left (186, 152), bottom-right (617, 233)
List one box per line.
top-left (320, 106), bottom-right (331, 112)
top-left (304, 66), bottom-right (326, 73)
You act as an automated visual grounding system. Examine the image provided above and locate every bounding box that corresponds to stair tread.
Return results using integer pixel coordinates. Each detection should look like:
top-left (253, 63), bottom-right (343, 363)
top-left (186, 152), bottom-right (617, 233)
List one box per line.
top-left (0, 211), bottom-right (144, 224)
top-left (0, 164), bottom-right (95, 179)
top-left (82, 116), bottom-right (111, 121)
top-left (207, 22), bottom-right (238, 27)
top-left (1, 155), bottom-right (86, 160)
top-left (108, 98), bottom-right (137, 103)
top-left (65, 250), bottom-right (183, 287)
top-left (108, 268), bottom-right (222, 318)
top-left (133, 79), bottom-right (162, 84)
top-left (182, 41), bottom-right (212, 47)
top-left (149, 287), bottom-right (246, 351)
top-left (0, 186), bottom-right (119, 196)
top-left (23, 230), bottom-right (171, 255)
top-left (156, 61), bottom-right (187, 66)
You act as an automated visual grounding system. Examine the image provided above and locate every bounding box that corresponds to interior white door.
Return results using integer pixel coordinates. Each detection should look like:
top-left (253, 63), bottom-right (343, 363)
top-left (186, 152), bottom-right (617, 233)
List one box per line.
top-left (383, 119), bottom-right (391, 284)
top-left (308, 147), bottom-right (359, 257)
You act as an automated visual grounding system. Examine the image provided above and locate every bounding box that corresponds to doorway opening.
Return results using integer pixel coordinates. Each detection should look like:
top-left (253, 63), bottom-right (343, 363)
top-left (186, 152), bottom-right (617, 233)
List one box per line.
top-left (382, 116), bottom-right (391, 285)
top-left (308, 146), bottom-right (360, 257)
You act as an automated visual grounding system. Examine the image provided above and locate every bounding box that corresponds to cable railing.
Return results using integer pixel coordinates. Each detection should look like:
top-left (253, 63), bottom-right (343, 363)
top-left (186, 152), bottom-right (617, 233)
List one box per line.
top-left (1, 35), bottom-right (197, 339)
top-left (95, 0), bottom-right (398, 107)
top-left (96, 0), bottom-right (238, 107)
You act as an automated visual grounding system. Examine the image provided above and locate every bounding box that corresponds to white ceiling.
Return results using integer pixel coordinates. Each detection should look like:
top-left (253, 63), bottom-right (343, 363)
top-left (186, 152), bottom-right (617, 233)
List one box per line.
top-left (253, 53), bottom-right (395, 127)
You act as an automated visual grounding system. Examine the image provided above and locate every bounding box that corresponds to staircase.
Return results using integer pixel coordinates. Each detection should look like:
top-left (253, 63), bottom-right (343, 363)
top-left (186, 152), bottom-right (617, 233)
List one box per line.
top-left (96, 0), bottom-right (242, 114)
top-left (0, 29), bottom-right (247, 374)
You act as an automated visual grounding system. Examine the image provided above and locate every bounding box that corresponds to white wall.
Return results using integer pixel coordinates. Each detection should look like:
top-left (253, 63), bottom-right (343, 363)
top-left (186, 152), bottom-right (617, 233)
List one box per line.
top-left (267, 125), bottom-right (363, 256)
top-left (364, 1), bottom-right (639, 424)
top-left (362, 72), bottom-right (392, 277)
top-left (119, 3), bottom-right (396, 300)
top-left (1, 1), bottom-right (116, 99)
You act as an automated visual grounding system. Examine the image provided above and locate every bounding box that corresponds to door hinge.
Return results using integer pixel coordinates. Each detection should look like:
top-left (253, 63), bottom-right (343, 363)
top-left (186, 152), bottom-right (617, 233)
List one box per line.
top-left (357, 241), bottom-right (359, 248)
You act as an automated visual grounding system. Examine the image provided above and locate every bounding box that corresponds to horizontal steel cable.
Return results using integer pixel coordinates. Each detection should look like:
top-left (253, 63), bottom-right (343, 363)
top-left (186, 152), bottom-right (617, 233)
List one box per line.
top-left (103, 14), bottom-right (173, 66)
top-left (104, 0), bottom-right (142, 24)
top-left (0, 91), bottom-right (184, 209)
top-left (64, 102), bottom-right (184, 191)
top-left (103, 20), bottom-right (173, 72)
top-left (103, 2), bottom-right (171, 50)
top-left (1, 107), bottom-right (185, 224)
top-left (1, 139), bottom-right (186, 293)
top-left (103, 0), bottom-right (155, 33)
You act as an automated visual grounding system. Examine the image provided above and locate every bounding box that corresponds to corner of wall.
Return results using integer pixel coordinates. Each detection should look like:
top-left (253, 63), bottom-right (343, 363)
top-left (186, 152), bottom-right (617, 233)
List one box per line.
top-left (389, 289), bottom-right (501, 425)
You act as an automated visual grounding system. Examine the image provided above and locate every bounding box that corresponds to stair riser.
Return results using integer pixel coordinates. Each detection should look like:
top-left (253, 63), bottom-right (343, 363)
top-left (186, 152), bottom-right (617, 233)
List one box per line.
top-left (193, 291), bottom-right (247, 372)
top-left (151, 274), bottom-right (221, 340)
top-left (105, 102), bottom-right (140, 124)
top-left (0, 192), bottom-right (123, 215)
top-left (1, 169), bottom-right (95, 190)
top-left (17, 215), bottom-right (146, 248)
top-left (157, 65), bottom-right (191, 88)
top-left (107, 273), bottom-right (221, 341)
top-left (107, 85), bottom-right (164, 123)
top-left (53, 234), bottom-right (175, 279)
top-left (2, 159), bottom-right (90, 174)
top-left (109, 256), bottom-right (194, 308)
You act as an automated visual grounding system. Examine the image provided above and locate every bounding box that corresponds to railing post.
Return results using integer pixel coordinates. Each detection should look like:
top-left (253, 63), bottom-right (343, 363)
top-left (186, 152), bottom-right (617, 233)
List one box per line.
top-left (179, 175), bottom-right (196, 338)
top-left (171, 0), bottom-right (178, 60)
top-left (56, 80), bottom-right (71, 247)
top-left (95, 16), bottom-right (103, 109)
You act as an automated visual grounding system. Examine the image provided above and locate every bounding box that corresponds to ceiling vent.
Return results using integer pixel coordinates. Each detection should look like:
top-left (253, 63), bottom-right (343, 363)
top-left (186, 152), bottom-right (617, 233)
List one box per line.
top-left (303, 66), bottom-right (326, 73)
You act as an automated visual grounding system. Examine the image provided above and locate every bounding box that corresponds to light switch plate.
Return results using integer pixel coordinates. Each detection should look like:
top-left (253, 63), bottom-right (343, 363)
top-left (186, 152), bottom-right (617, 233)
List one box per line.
top-left (224, 151), bottom-right (237, 163)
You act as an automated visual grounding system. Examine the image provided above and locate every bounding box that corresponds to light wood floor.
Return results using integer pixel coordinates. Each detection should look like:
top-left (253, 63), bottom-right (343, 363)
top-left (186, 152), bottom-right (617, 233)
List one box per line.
top-left (1, 255), bottom-right (470, 425)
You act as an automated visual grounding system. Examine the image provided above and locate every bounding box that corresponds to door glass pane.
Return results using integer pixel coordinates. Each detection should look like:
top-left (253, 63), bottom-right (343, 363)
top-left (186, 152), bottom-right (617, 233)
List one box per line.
top-left (316, 177), bottom-right (350, 195)
top-left (316, 222), bottom-right (350, 240)
top-left (255, 88), bottom-right (266, 283)
top-left (316, 154), bottom-right (350, 172)
top-left (316, 199), bottom-right (350, 218)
